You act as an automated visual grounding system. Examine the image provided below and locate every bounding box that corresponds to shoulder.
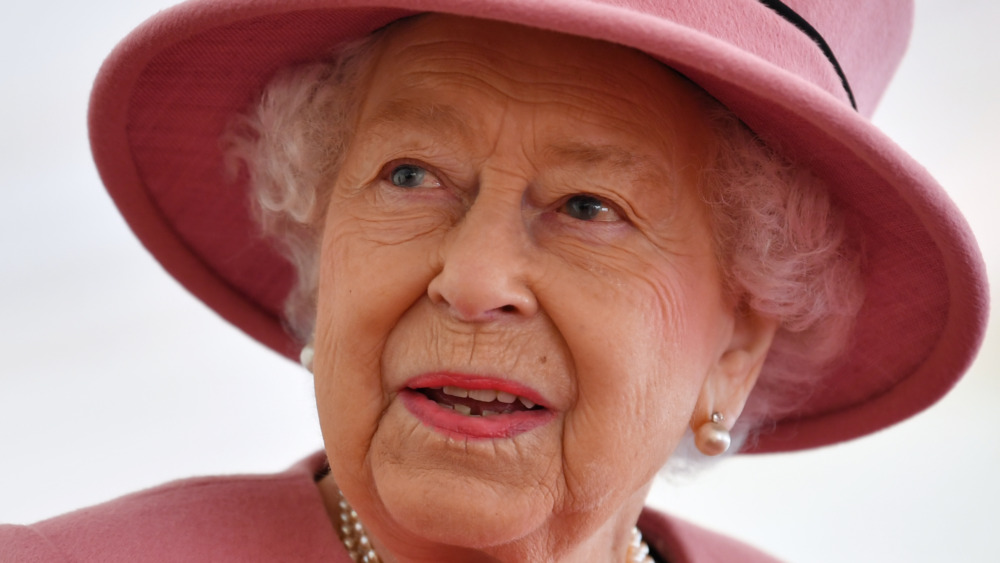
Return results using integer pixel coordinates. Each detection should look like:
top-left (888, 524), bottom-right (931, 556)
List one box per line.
top-left (639, 508), bottom-right (783, 563)
top-left (0, 452), bottom-right (349, 562)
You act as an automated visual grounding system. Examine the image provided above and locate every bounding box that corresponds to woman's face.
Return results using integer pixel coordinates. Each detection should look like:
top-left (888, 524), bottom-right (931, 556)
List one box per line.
top-left (314, 14), bottom-right (769, 560)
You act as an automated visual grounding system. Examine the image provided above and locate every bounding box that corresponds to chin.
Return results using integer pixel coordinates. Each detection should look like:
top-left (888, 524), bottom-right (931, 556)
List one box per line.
top-left (363, 404), bottom-right (557, 547)
top-left (374, 469), bottom-right (548, 548)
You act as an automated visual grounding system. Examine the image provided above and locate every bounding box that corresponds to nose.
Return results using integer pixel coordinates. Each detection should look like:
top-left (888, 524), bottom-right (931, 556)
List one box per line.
top-left (427, 195), bottom-right (538, 322)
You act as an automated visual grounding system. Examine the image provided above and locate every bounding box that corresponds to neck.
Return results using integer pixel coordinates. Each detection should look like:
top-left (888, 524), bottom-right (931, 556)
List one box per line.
top-left (319, 475), bottom-right (652, 563)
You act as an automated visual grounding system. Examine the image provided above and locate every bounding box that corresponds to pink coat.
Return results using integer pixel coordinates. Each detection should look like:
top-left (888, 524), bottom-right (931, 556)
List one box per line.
top-left (0, 453), bottom-right (780, 562)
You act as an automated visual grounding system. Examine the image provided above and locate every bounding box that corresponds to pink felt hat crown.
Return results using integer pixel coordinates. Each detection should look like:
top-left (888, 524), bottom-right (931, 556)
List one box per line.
top-left (89, 0), bottom-right (988, 453)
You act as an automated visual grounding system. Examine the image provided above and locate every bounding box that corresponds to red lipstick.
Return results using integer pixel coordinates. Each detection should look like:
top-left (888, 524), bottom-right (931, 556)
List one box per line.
top-left (400, 372), bottom-right (554, 440)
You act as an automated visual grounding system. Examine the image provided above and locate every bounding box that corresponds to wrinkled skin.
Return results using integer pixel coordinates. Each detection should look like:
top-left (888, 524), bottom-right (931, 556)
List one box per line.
top-left (313, 14), bottom-right (777, 563)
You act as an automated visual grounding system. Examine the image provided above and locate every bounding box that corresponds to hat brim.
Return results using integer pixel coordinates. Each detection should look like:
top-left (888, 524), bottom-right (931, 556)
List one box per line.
top-left (88, 0), bottom-right (988, 453)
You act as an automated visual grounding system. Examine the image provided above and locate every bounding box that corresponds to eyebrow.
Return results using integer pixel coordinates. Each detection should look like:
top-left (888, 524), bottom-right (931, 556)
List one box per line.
top-left (544, 141), bottom-right (673, 193)
top-left (544, 142), bottom-right (656, 173)
top-left (358, 98), bottom-right (474, 146)
top-left (358, 100), bottom-right (673, 192)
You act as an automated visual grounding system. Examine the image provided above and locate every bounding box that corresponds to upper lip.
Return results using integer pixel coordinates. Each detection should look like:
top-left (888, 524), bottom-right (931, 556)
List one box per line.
top-left (403, 372), bottom-right (550, 409)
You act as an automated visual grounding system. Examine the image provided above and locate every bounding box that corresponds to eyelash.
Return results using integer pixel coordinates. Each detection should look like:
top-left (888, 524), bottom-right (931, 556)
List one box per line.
top-left (383, 161), bottom-right (444, 190)
top-left (378, 160), bottom-right (629, 225)
top-left (558, 194), bottom-right (624, 223)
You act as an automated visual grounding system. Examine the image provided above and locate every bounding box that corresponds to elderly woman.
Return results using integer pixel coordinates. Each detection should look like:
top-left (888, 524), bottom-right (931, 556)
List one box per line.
top-left (1, 0), bottom-right (987, 561)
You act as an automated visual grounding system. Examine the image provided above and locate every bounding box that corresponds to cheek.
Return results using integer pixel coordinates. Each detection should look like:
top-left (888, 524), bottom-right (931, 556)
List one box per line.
top-left (546, 257), bottom-right (724, 492)
top-left (313, 209), bottom-right (444, 472)
top-left (317, 194), bottom-right (452, 340)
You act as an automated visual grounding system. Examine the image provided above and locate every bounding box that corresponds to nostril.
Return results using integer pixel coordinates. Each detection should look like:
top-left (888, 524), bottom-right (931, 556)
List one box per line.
top-left (500, 304), bottom-right (517, 313)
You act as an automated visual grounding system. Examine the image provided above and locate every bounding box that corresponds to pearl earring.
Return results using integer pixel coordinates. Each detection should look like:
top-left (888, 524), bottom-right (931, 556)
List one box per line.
top-left (300, 344), bottom-right (314, 372)
top-left (695, 412), bottom-right (731, 456)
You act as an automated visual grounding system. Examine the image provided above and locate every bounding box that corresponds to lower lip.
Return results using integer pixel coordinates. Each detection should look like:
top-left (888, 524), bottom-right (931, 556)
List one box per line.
top-left (400, 390), bottom-right (554, 440)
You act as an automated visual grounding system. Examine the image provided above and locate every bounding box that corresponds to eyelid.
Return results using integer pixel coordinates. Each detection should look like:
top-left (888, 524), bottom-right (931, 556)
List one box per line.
top-left (559, 193), bottom-right (629, 224)
top-left (379, 158), bottom-right (445, 189)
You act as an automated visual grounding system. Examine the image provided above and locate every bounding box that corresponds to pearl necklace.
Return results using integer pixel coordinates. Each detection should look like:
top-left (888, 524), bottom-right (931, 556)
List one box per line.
top-left (335, 489), bottom-right (380, 563)
top-left (335, 489), bottom-right (653, 563)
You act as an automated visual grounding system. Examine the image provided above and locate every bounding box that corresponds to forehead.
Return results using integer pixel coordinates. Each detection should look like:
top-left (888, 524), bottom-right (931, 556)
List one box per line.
top-left (358, 14), bottom-right (718, 161)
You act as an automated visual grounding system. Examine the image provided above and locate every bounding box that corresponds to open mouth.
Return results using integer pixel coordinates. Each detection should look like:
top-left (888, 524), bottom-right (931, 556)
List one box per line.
top-left (415, 386), bottom-right (543, 417)
top-left (400, 377), bottom-right (553, 439)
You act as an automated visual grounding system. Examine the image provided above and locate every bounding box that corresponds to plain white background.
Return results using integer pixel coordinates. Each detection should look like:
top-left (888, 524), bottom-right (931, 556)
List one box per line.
top-left (1, 1), bottom-right (997, 561)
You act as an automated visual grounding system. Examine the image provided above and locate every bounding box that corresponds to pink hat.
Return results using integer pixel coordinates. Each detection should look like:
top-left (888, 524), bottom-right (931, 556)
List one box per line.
top-left (89, 0), bottom-right (988, 453)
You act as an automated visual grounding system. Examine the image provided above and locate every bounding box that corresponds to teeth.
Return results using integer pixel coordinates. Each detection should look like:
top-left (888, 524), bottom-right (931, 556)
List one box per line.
top-left (443, 386), bottom-right (469, 398)
top-left (468, 389), bottom-right (498, 402)
top-left (435, 402), bottom-right (454, 410)
top-left (436, 386), bottom-right (539, 412)
top-left (496, 391), bottom-right (517, 404)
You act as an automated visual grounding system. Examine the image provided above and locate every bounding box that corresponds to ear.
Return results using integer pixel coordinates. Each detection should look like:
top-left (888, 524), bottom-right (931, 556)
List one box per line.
top-left (690, 309), bottom-right (778, 432)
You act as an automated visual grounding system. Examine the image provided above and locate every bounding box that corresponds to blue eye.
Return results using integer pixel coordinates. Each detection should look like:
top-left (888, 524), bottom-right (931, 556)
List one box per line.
top-left (391, 164), bottom-right (427, 188)
top-left (562, 195), bottom-right (620, 222)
